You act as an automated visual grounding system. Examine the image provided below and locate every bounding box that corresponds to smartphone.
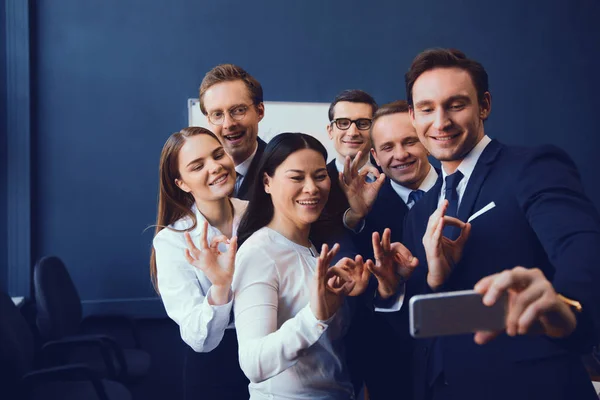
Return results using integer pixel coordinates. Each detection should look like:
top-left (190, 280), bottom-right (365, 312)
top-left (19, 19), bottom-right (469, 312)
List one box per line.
top-left (409, 289), bottom-right (507, 339)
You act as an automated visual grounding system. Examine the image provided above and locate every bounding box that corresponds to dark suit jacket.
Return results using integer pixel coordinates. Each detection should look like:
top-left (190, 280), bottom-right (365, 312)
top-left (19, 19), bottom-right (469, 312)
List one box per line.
top-left (352, 178), bottom-right (409, 262)
top-left (235, 137), bottom-right (267, 201)
top-left (344, 179), bottom-right (414, 399)
top-left (400, 139), bottom-right (600, 400)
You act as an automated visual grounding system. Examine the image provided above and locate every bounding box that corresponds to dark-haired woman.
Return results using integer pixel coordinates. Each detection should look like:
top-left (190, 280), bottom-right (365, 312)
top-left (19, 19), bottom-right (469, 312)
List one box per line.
top-left (150, 127), bottom-right (248, 399)
top-left (233, 132), bottom-right (371, 400)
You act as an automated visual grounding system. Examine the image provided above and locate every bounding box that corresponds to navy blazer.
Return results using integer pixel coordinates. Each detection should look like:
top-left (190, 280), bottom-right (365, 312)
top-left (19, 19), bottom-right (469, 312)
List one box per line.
top-left (399, 139), bottom-right (600, 400)
top-left (235, 137), bottom-right (267, 201)
top-left (352, 177), bottom-right (410, 262)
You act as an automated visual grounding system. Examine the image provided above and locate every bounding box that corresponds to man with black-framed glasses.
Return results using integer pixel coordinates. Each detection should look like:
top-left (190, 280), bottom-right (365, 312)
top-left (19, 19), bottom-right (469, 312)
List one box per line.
top-left (199, 64), bottom-right (267, 199)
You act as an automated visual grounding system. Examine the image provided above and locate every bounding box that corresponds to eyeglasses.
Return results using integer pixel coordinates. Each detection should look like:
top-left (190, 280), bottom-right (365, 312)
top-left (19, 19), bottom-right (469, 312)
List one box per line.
top-left (331, 118), bottom-right (372, 131)
top-left (207, 103), bottom-right (253, 126)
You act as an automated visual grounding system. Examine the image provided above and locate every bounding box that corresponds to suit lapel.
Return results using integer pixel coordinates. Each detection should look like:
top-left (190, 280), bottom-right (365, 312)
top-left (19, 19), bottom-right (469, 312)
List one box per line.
top-left (326, 160), bottom-right (349, 211)
top-left (425, 173), bottom-right (444, 215)
top-left (457, 139), bottom-right (503, 223)
top-left (237, 137), bottom-right (266, 199)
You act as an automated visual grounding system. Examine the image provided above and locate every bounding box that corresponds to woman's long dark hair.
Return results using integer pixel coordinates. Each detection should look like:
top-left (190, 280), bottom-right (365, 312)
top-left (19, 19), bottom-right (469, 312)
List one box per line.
top-left (237, 132), bottom-right (328, 247)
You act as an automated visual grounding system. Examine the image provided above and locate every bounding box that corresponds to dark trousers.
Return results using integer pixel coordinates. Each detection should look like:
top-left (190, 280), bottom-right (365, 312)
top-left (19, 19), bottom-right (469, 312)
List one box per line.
top-left (183, 329), bottom-right (249, 400)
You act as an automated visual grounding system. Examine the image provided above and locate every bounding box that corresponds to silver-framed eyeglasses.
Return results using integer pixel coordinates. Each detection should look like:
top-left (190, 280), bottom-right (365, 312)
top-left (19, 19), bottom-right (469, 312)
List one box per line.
top-left (330, 118), bottom-right (372, 130)
top-left (208, 103), bottom-right (253, 126)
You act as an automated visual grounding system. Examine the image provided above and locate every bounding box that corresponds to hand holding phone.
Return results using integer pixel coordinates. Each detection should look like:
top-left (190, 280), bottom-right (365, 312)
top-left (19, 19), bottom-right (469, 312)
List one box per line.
top-left (409, 289), bottom-right (507, 339)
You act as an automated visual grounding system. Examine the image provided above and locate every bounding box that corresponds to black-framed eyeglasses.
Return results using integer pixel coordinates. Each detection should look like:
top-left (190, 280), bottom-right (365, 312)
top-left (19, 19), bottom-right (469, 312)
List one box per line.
top-left (207, 103), bottom-right (254, 126)
top-left (330, 118), bottom-right (372, 131)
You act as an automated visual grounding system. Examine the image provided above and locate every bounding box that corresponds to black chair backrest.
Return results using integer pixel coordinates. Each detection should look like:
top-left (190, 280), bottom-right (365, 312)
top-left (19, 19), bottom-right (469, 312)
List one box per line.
top-left (0, 290), bottom-right (35, 383)
top-left (34, 256), bottom-right (83, 340)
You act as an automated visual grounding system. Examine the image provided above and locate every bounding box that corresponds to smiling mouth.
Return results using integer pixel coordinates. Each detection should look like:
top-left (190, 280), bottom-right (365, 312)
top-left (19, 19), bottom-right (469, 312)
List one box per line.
top-left (391, 160), bottom-right (416, 170)
top-left (431, 133), bottom-right (460, 142)
top-left (297, 199), bottom-right (320, 206)
top-left (342, 139), bottom-right (363, 145)
top-left (209, 173), bottom-right (229, 186)
top-left (224, 131), bottom-right (245, 142)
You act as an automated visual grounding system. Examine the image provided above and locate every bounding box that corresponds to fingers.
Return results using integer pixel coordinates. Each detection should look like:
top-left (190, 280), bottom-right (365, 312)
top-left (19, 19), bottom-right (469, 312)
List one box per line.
top-left (442, 216), bottom-right (467, 229)
top-left (210, 234), bottom-right (229, 252)
top-left (391, 242), bottom-right (418, 268)
top-left (426, 200), bottom-right (448, 236)
top-left (350, 151), bottom-right (362, 177)
top-left (200, 221), bottom-right (209, 249)
top-left (360, 165), bottom-right (380, 178)
top-left (326, 243), bottom-right (340, 263)
top-left (382, 228), bottom-right (391, 253)
top-left (316, 243), bottom-right (330, 281)
top-left (184, 231), bottom-right (198, 253)
top-left (481, 266), bottom-right (534, 306)
top-left (454, 221), bottom-right (472, 247)
top-left (514, 289), bottom-right (554, 335)
top-left (372, 231), bottom-right (383, 260)
top-left (184, 248), bottom-right (195, 264)
top-left (474, 330), bottom-right (501, 345)
top-left (226, 236), bottom-right (238, 269)
top-left (185, 249), bottom-right (207, 271)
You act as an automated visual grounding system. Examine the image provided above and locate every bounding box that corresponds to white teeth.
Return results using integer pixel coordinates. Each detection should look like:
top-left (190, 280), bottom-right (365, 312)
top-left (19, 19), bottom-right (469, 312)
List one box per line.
top-left (210, 175), bottom-right (227, 185)
top-left (225, 132), bottom-right (244, 140)
top-left (435, 136), bottom-right (455, 141)
top-left (392, 161), bottom-right (414, 170)
top-left (297, 200), bottom-right (319, 205)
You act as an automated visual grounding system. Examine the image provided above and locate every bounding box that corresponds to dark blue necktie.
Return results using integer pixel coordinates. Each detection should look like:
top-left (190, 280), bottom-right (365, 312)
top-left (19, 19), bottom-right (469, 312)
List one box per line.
top-left (408, 189), bottom-right (425, 206)
top-left (443, 170), bottom-right (464, 240)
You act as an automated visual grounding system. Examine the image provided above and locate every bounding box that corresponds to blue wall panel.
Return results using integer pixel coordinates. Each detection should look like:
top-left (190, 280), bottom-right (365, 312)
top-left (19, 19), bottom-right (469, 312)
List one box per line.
top-left (0, 0), bottom-right (7, 292)
top-left (31, 0), bottom-right (600, 316)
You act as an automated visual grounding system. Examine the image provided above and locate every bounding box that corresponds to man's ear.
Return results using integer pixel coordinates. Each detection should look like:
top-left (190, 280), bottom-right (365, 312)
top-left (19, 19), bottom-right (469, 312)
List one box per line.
top-left (409, 106), bottom-right (417, 128)
top-left (370, 148), bottom-right (381, 167)
top-left (256, 102), bottom-right (265, 122)
top-left (479, 92), bottom-right (492, 121)
top-left (326, 123), bottom-right (334, 140)
top-left (175, 178), bottom-right (191, 193)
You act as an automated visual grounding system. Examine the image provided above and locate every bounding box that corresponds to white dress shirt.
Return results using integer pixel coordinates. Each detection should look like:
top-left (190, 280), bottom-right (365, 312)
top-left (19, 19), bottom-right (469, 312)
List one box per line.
top-left (233, 227), bottom-right (354, 400)
top-left (438, 135), bottom-right (492, 207)
top-left (235, 142), bottom-right (259, 189)
top-left (390, 164), bottom-right (439, 209)
top-left (334, 156), bottom-right (375, 177)
top-left (152, 198), bottom-right (247, 352)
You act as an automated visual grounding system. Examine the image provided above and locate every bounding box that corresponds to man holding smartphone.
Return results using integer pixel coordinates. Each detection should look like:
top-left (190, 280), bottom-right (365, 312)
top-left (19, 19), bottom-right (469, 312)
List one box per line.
top-left (383, 48), bottom-right (600, 400)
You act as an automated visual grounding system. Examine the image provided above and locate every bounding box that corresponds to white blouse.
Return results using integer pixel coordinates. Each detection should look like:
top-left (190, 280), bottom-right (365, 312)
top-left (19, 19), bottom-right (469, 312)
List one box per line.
top-left (233, 227), bottom-right (355, 400)
top-left (153, 198), bottom-right (246, 352)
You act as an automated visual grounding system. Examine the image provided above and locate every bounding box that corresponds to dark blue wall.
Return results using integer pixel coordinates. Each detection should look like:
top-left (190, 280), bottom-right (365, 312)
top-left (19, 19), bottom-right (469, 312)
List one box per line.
top-left (1, 0), bottom-right (7, 293)
top-left (30, 0), bottom-right (600, 316)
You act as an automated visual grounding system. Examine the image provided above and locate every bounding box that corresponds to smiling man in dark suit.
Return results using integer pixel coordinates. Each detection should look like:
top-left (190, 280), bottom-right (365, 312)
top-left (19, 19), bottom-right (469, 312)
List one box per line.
top-left (384, 48), bottom-right (600, 400)
top-left (310, 89), bottom-right (379, 250)
top-left (199, 64), bottom-right (267, 200)
top-left (343, 100), bottom-right (438, 259)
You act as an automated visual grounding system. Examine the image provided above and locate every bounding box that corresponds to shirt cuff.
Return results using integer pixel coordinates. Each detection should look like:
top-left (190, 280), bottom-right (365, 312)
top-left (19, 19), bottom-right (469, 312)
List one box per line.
top-left (299, 304), bottom-right (331, 343)
top-left (343, 208), bottom-right (366, 233)
top-left (374, 283), bottom-right (405, 312)
top-left (204, 286), bottom-right (234, 319)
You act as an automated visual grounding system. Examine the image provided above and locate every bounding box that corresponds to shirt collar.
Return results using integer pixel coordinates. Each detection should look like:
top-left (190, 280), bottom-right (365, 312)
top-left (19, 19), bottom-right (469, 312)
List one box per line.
top-left (441, 135), bottom-right (492, 182)
top-left (235, 142), bottom-right (259, 177)
top-left (390, 164), bottom-right (438, 204)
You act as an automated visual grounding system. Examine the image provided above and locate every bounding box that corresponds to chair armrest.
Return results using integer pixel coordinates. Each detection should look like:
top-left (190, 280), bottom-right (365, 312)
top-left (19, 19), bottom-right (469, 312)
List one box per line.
top-left (42, 334), bottom-right (128, 379)
top-left (22, 363), bottom-right (109, 400)
top-left (82, 314), bottom-right (142, 349)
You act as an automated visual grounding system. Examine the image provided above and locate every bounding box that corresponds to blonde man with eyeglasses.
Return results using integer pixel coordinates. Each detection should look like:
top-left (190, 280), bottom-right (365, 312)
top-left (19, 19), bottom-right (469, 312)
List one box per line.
top-left (199, 64), bottom-right (266, 199)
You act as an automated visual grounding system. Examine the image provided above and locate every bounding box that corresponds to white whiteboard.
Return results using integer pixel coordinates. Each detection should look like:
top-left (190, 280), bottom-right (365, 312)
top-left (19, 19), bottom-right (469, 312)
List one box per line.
top-left (187, 99), bottom-right (337, 162)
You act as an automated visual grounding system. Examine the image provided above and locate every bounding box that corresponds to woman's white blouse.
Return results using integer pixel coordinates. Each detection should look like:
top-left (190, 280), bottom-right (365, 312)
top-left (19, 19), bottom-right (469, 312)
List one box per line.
top-left (153, 199), bottom-right (245, 352)
top-left (233, 227), bottom-right (355, 400)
